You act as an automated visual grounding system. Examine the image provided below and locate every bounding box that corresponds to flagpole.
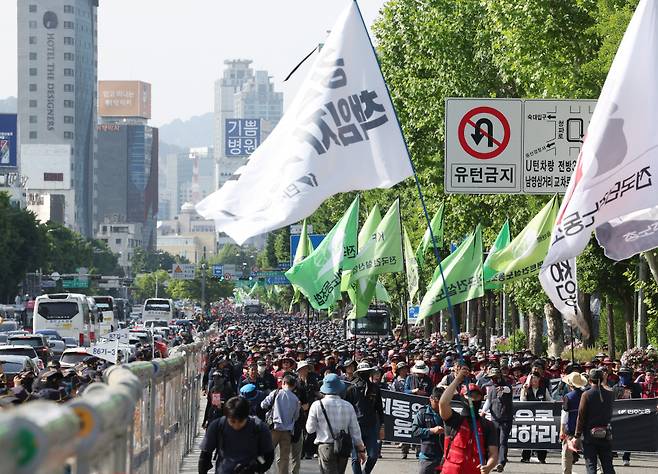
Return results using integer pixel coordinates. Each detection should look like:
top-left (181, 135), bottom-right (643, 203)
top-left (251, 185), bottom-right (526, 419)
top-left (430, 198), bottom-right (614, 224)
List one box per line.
top-left (352, 0), bottom-right (485, 465)
top-left (397, 195), bottom-right (411, 343)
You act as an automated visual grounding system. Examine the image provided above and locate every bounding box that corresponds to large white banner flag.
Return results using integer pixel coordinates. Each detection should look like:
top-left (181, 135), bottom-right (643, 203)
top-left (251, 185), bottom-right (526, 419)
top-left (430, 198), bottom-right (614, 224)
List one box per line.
top-left (196, 2), bottom-right (413, 244)
top-left (540, 0), bottom-right (658, 335)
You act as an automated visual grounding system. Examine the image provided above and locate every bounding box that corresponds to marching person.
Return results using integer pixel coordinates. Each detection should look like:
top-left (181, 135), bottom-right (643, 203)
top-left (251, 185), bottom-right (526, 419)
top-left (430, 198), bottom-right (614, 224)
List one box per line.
top-left (405, 360), bottom-right (433, 396)
top-left (573, 369), bottom-right (616, 474)
top-left (306, 374), bottom-right (367, 474)
top-left (345, 362), bottom-right (384, 474)
top-left (482, 367), bottom-right (513, 472)
top-left (560, 371), bottom-right (587, 474)
top-left (198, 396), bottom-right (274, 474)
top-left (411, 386), bottom-right (445, 473)
top-left (520, 373), bottom-right (550, 464)
top-left (261, 374), bottom-right (301, 474)
top-left (613, 366), bottom-right (641, 466)
top-left (438, 366), bottom-right (499, 474)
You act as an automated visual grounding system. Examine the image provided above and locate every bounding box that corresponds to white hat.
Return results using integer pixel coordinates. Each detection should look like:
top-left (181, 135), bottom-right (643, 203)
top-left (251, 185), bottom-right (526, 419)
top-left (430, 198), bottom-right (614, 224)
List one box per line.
top-left (296, 360), bottom-right (312, 372)
top-left (412, 360), bottom-right (429, 375)
top-left (355, 362), bottom-right (374, 373)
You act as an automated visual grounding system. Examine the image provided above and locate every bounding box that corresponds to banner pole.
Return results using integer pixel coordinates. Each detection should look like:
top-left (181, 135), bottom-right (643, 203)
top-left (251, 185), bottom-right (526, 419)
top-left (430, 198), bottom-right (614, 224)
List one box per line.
top-left (397, 195), bottom-right (412, 343)
top-left (352, 0), bottom-right (484, 465)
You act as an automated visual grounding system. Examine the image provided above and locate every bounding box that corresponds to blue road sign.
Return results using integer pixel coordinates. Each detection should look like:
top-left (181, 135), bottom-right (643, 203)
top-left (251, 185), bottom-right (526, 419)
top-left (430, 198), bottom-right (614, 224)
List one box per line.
top-left (289, 234), bottom-right (326, 265)
top-left (212, 265), bottom-right (223, 278)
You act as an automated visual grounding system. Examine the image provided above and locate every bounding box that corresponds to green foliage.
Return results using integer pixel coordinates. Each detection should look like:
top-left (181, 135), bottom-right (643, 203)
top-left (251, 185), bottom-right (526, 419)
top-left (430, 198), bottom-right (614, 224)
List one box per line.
top-left (131, 248), bottom-right (187, 274)
top-left (132, 270), bottom-right (171, 302)
top-left (560, 346), bottom-right (601, 363)
top-left (167, 267), bottom-right (234, 304)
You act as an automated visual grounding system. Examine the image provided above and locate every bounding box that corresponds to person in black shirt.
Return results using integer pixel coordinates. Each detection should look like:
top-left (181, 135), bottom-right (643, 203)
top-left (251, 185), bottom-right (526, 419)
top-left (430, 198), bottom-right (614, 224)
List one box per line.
top-left (574, 369), bottom-right (615, 474)
top-left (199, 396), bottom-right (274, 474)
top-left (482, 367), bottom-right (513, 472)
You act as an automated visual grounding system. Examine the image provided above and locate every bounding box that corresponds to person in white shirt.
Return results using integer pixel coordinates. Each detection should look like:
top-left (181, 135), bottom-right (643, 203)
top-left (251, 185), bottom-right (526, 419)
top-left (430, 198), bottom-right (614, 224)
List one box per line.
top-left (306, 374), bottom-right (366, 474)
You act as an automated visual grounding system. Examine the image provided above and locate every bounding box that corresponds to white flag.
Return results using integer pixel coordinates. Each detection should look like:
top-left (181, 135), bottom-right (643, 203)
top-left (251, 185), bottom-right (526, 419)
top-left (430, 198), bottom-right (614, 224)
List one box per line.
top-left (541, 0), bottom-right (658, 333)
top-left (87, 340), bottom-right (119, 364)
top-left (196, 2), bottom-right (413, 244)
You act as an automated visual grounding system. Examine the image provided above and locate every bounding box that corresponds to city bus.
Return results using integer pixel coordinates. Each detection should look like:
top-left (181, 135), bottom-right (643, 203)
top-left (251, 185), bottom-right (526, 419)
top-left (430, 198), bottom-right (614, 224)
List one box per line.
top-left (142, 298), bottom-right (175, 322)
top-left (347, 305), bottom-right (391, 339)
top-left (33, 293), bottom-right (100, 347)
top-left (92, 296), bottom-right (117, 336)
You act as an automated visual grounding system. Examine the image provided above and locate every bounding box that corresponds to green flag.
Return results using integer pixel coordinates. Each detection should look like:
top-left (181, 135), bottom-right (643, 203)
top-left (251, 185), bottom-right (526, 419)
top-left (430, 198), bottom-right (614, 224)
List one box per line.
top-left (346, 200), bottom-right (403, 285)
top-left (375, 281), bottom-right (391, 303)
top-left (290, 220), bottom-right (315, 309)
top-left (486, 196), bottom-right (559, 285)
top-left (403, 226), bottom-right (420, 303)
top-left (483, 220), bottom-right (511, 290)
top-left (248, 282), bottom-right (259, 296)
top-left (416, 203), bottom-right (444, 268)
top-left (285, 196), bottom-right (359, 310)
top-left (345, 205), bottom-right (382, 319)
top-left (419, 225), bottom-right (484, 322)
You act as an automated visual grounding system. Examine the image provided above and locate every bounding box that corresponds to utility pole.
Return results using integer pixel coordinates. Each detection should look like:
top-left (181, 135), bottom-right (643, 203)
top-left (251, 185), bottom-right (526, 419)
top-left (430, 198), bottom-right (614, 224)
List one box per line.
top-left (201, 246), bottom-right (208, 315)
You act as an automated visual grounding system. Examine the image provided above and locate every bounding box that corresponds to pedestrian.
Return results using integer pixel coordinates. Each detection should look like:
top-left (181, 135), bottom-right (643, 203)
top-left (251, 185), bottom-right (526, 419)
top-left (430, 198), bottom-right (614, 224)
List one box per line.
top-left (640, 369), bottom-right (658, 398)
top-left (306, 374), bottom-right (367, 474)
top-left (560, 371), bottom-right (587, 474)
top-left (613, 366), bottom-right (641, 466)
top-left (573, 368), bottom-right (616, 474)
top-left (345, 362), bottom-right (384, 474)
top-left (198, 396), bottom-right (274, 474)
top-left (482, 367), bottom-right (513, 472)
top-left (520, 373), bottom-right (550, 463)
top-left (261, 374), bottom-right (301, 474)
top-left (438, 365), bottom-right (499, 474)
top-left (411, 386), bottom-right (445, 473)
top-left (405, 360), bottom-right (433, 396)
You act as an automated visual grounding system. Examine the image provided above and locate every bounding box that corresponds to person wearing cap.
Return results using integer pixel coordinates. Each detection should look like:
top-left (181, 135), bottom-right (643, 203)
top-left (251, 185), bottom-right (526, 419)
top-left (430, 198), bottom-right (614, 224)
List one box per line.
top-left (405, 361), bottom-right (433, 396)
top-left (389, 362), bottom-right (409, 393)
top-left (520, 372), bottom-right (551, 464)
top-left (240, 383), bottom-right (267, 420)
top-left (345, 362), bottom-right (384, 474)
top-left (560, 371), bottom-right (587, 474)
top-left (438, 366), bottom-right (498, 474)
top-left (341, 360), bottom-right (358, 384)
top-left (481, 367), bottom-right (513, 472)
top-left (412, 386), bottom-right (446, 473)
top-left (256, 360), bottom-right (277, 394)
top-left (306, 374), bottom-right (366, 473)
top-left (640, 368), bottom-right (658, 399)
top-left (613, 367), bottom-right (641, 467)
top-left (573, 368), bottom-right (615, 474)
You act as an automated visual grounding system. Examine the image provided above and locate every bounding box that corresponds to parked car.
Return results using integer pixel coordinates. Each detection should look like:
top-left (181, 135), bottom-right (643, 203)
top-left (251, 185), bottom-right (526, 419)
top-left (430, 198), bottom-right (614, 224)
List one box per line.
top-left (48, 339), bottom-right (66, 360)
top-left (7, 334), bottom-right (51, 364)
top-left (0, 345), bottom-right (43, 370)
top-left (62, 337), bottom-right (78, 349)
top-left (0, 355), bottom-right (38, 387)
top-left (59, 348), bottom-right (92, 369)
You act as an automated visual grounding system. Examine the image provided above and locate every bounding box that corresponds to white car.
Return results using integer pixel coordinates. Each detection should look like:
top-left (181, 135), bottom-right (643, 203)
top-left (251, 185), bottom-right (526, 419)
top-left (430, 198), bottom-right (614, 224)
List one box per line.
top-left (59, 348), bottom-right (92, 368)
top-left (0, 345), bottom-right (44, 370)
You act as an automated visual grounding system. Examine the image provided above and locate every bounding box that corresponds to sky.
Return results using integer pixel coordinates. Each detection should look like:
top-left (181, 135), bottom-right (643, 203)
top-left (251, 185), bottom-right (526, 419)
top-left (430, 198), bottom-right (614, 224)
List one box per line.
top-left (0, 0), bottom-right (389, 127)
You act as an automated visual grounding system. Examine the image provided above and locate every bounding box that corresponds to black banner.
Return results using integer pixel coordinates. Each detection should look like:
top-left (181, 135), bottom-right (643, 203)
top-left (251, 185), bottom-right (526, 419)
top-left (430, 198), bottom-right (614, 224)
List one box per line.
top-left (381, 390), bottom-right (658, 452)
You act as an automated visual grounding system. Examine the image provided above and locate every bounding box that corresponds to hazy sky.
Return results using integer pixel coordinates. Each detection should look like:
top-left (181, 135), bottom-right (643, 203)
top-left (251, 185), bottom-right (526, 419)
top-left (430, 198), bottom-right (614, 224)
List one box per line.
top-left (0, 0), bottom-right (389, 126)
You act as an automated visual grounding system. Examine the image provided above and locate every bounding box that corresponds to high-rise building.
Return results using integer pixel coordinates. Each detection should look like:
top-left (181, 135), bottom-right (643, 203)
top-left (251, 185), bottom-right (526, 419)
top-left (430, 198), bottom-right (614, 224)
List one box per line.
top-left (94, 80), bottom-right (158, 275)
top-left (17, 0), bottom-right (99, 236)
top-left (213, 60), bottom-right (283, 189)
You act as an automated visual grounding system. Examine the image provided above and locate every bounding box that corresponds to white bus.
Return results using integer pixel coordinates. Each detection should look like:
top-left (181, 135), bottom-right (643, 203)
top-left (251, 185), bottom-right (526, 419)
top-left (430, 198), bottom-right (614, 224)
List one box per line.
top-left (33, 293), bottom-right (100, 347)
top-left (142, 298), bottom-right (175, 322)
top-left (92, 296), bottom-right (116, 336)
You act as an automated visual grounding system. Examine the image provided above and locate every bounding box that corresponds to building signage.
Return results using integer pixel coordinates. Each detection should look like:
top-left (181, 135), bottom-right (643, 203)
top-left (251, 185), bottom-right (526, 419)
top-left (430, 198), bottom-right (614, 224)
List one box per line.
top-left (445, 98), bottom-right (596, 194)
top-left (0, 114), bottom-right (17, 167)
top-left (44, 12), bottom-right (59, 132)
top-left (98, 81), bottom-right (152, 119)
top-left (225, 119), bottom-right (261, 157)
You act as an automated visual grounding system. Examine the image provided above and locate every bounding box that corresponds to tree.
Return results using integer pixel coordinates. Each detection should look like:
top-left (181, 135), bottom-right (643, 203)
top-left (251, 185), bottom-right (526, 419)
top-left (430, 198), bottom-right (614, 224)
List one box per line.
top-left (131, 248), bottom-right (186, 274)
top-left (132, 270), bottom-right (171, 302)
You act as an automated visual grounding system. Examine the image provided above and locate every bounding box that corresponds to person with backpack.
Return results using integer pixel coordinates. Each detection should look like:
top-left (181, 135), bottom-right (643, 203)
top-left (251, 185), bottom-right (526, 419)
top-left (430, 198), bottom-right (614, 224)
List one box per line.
top-left (198, 396), bottom-right (274, 474)
top-left (260, 374), bottom-right (301, 474)
top-left (560, 372), bottom-right (587, 474)
top-left (438, 365), bottom-right (499, 474)
top-left (482, 367), bottom-right (513, 472)
top-left (306, 374), bottom-right (366, 474)
top-left (411, 386), bottom-right (445, 473)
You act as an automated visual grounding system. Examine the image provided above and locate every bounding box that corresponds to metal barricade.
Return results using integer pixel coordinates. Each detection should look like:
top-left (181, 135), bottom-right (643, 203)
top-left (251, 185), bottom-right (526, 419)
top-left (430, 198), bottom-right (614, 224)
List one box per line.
top-left (0, 333), bottom-right (212, 474)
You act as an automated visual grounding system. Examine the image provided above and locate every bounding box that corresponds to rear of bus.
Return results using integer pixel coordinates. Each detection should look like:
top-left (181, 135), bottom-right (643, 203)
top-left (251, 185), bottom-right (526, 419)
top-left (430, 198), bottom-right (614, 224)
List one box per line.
top-left (93, 296), bottom-right (116, 336)
top-left (142, 298), bottom-right (174, 322)
top-left (33, 294), bottom-right (96, 347)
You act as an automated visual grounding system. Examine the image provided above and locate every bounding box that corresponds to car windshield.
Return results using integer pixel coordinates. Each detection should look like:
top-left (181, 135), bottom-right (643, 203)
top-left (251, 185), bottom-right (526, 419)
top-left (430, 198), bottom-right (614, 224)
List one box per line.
top-left (37, 302), bottom-right (79, 320)
top-left (0, 347), bottom-right (37, 358)
top-left (0, 322), bottom-right (19, 332)
top-left (8, 338), bottom-right (42, 348)
top-left (0, 361), bottom-right (25, 373)
top-left (61, 352), bottom-right (89, 365)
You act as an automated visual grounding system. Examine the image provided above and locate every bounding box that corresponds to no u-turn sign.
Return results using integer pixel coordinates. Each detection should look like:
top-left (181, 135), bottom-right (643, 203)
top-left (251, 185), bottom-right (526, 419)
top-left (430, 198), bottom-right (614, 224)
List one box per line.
top-left (445, 98), bottom-right (522, 193)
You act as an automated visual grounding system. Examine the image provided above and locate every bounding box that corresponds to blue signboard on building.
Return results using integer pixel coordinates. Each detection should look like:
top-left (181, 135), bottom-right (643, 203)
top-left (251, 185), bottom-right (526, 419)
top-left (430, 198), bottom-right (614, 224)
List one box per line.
top-left (289, 234), bottom-right (326, 265)
top-left (225, 119), bottom-right (261, 157)
top-left (0, 114), bottom-right (17, 168)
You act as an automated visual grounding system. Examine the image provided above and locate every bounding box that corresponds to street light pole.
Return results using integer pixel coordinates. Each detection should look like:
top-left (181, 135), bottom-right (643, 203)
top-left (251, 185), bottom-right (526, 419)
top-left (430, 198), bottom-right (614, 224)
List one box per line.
top-left (155, 272), bottom-right (158, 298)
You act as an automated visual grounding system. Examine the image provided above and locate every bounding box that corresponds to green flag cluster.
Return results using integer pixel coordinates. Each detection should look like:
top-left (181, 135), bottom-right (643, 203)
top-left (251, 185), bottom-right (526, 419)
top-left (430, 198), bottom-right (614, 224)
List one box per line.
top-left (419, 225), bottom-right (484, 322)
top-left (483, 220), bottom-right (511, 290)
top-left (289, 220), bottom-right (315, 311)
top-left (285, 196), bottom-right (359, 310)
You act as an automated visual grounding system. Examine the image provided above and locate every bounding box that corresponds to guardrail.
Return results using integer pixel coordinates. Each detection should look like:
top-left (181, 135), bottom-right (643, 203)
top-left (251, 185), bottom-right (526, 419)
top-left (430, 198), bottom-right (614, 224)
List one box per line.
top-left (0, 335), bottom-right (210, 474)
